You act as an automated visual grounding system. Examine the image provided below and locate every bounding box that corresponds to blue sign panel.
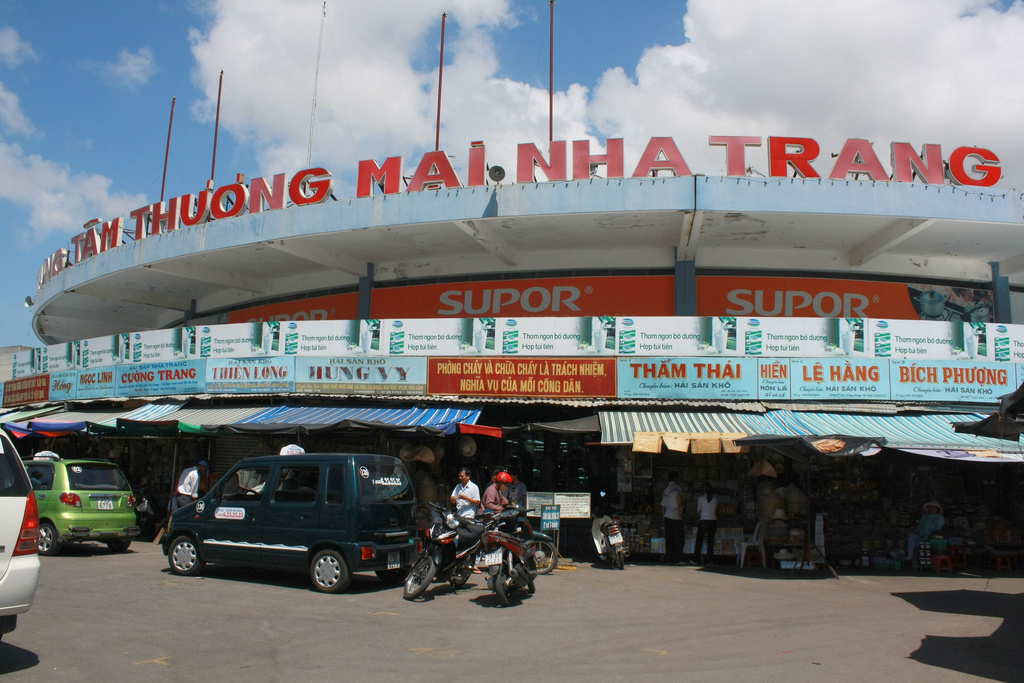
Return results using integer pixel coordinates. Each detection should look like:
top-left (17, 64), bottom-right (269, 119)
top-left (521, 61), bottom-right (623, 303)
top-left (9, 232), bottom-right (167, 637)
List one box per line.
top-left (206, 357), bottom-right (295, 394)
top-left (889, 359), bottom-right (1013, 403)
top-left (789, 358), bottom-right (890, 401)
top-left (116, 360), bottom-right (206, 398)
top-left (77, 366), bottom-right (117, 400)
top-left (294, 356), bottom-right (428, 395)
top-left (541, 505), bottom-right (561, 531)
top-left (617, 357), bottom-right (759, 399)
top-left (48, 371), bottom-right (77, 401)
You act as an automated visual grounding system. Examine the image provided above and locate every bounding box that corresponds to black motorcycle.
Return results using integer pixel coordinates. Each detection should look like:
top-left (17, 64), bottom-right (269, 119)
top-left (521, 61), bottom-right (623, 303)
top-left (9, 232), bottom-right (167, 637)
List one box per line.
top-left (478, 506), bottom-right (537, 606)
top-left (508, 508), bottom-right (558, 575)
top-left (403, 502), bottom-right (487, 600)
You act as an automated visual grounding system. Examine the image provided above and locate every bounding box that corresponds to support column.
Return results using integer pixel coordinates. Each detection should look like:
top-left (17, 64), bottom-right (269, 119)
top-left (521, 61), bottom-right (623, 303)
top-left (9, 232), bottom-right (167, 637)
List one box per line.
top-left (675, 250), bottom-right (696, 316)
top-left (990, 261), bottom-right (1012, 324)
top-left (358, 263), bottom-right (374, 320)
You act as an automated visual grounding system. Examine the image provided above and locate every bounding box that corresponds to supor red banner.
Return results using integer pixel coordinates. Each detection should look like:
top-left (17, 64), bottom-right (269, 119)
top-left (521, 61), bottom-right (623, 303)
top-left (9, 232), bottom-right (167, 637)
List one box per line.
top-left (699, 276), bottom-right (995, 322)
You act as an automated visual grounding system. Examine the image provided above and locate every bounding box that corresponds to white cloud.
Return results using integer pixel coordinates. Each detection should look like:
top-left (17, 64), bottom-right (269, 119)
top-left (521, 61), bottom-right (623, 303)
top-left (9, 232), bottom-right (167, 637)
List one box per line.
top-left (100, 47), bottom-right (156, 89)
top-left (185, 0), bottom-right (1024, 191)
top-left (0, 139), bottom-right (147, 244)
top-left (0, 82), bottom-right (34, 136)
top-left (0, 26), bottom-right (37, 68)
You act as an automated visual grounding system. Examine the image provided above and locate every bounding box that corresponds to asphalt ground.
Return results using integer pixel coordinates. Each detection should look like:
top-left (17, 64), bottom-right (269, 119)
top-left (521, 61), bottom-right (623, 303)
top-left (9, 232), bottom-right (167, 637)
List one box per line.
top-left (1, 542), bottom-right (1021, 682)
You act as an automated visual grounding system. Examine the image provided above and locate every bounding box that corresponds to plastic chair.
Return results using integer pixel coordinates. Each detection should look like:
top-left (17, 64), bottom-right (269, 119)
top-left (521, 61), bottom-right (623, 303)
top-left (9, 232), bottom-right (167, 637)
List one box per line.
top-left (737, 521), bottom-right (767, 568)
top-left (930, 538), bottom-right (952, 572)
top-left (948, 540), bottom-right (968, 569)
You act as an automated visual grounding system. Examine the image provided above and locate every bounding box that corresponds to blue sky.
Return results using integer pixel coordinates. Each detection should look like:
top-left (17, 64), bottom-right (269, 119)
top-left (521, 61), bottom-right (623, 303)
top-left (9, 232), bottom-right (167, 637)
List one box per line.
top-left (1, 0), bottom-right (1023, 349)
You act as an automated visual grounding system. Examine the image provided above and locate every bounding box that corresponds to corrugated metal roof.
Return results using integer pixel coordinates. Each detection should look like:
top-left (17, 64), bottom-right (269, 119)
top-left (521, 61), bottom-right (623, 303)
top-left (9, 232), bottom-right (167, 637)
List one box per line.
top-left (119, 399), bottom-right (188, 421)
top-left (26, 408), bottom-right (133, 427)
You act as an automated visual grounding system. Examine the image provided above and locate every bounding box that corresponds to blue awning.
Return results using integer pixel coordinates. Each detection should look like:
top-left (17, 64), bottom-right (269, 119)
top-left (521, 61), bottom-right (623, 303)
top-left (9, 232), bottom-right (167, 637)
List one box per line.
top-left (231, 403), bottom-right (482, 436)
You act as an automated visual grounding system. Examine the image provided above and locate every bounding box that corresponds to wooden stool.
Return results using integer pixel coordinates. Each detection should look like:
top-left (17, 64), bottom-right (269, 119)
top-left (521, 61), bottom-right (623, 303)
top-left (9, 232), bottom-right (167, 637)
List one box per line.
top-left (932, 554), bottom-right (953, 571)
top-left (994, 555), bottom-right (1014, 571)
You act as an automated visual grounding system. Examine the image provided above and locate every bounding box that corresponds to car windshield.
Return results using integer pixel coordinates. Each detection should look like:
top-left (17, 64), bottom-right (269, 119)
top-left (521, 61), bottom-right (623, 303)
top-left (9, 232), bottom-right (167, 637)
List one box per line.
top-left (358, 462), bottom-right (414, 503)
top-left (67, 463), bottom-right (130, 491)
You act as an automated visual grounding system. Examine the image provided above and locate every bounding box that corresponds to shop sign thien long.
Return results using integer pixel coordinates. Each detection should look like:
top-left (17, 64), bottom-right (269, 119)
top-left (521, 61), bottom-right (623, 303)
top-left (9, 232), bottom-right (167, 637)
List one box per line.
top-left (38, 135), bottom-right (1002, 288)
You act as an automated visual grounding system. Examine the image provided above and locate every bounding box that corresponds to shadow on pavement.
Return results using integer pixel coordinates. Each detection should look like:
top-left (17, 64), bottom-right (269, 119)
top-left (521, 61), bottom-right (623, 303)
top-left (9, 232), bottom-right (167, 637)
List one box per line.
top-left (158, 564), bottom-right (404, 595)
top-left (892, 588), bottom-right (1024, 682)
top-left (0, 641), bottom-right (39, 674)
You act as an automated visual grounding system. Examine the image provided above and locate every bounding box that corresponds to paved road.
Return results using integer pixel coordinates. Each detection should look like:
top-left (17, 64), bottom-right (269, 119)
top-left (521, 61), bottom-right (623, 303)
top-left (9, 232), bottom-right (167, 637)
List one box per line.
top-left (1, 541), bottom-right (1021, 682)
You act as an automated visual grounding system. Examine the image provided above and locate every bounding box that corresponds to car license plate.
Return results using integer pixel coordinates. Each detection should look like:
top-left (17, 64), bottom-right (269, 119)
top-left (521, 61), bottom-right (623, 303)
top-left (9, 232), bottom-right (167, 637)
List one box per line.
top-left (98, 499), bottom-right (114, 511)
top-left (387, 552), bottom-right (400, 570)
top-left (608, 532), bottom-right (623, 545)
top-left (479, 550), bottom-right (502, 567)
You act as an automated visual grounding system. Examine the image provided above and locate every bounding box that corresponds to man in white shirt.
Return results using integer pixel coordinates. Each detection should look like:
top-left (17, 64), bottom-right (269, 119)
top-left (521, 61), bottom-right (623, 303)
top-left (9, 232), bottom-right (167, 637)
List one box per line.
top-left (450, 468), bottom-right (480, 519)
top-left (661, 471), bottom-right (684, 564)
top-left (175, 459), bottom-right (209, 509)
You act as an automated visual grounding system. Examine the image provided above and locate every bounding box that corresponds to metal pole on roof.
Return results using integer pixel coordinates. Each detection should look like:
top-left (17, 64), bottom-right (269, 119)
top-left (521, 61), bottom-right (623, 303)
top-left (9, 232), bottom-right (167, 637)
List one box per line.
top-left (160, 97), bottom-right (176, 203)
top-left (211, 70), bottom-right (224, 186)
top-left (307, 2), bottom-right (327, 168)
top-left (549, 0), bottom-right (555, 143)
top-left (435, 12), bottom-right (447, 152)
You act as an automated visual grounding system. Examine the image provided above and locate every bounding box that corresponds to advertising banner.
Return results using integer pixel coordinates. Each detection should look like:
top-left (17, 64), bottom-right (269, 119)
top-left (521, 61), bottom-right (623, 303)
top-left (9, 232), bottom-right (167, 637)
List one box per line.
top-left (77, 367), bottom-right (117, 400)
top-left (736, 317), bottom-right (842, 357)
top-left (610, 316), bottom-right (703, 355)
top-left (48, 371), bottom-right (77, 401)
top-left (698, 275), bottom-right (995, 322)
top-left (617, 358), bottom-right (758, 400)
top-left (377, 319), bottom-right (464, 356)
top-left (428, 357), bottom-right (616, 398)
top-left (274, 320), bottom-right (360, 356)
top-left (889, 359), bottom-right (1014, 403)
top-left (867, 319), bottom-right (956, 360)
top-left (43, 343), bottom-right (76, 372)
top-left (295, 357), bottom-right (427, 395)
top-left (953, 322), bottom-right (1017, 362)
top-left (124, 329), bottom-right (179, 364)
top-left (116, 360), bottom-right (205, 398)
top-left (190, 323), bottom-right (265, 359)
top-left (370, 275), bottom-right (675, 319)
top-left (79, 335), bottom-right (121, 368)
top-left (206, 357), bottom-right (295, 394)
top-left (11, 350), bottom-right (35, 379)
top-left (226, 291), bottom-right (360, 324)
top-left (788, 358), bottom-right (890, 401)
top-left (3, 375), bottom-right (48, 407)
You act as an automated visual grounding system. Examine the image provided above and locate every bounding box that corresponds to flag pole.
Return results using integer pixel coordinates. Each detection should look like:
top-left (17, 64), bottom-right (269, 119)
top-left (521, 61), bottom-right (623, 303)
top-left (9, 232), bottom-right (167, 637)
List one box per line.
top-left (435, 12), bottom-right (448, 151)
top-left (160, 97), bottom-right (176, 203)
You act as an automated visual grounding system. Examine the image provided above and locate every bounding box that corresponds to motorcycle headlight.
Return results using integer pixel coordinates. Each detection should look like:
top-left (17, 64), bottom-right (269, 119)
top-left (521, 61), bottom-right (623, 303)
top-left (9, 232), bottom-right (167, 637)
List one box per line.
top-left (444, 512), bottom-right (458, 529)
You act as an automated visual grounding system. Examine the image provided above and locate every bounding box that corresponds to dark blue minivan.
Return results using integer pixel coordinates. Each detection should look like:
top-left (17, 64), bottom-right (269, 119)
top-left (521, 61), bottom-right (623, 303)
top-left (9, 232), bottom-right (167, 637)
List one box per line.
top-left (162, 453), bottom-right (418, 593)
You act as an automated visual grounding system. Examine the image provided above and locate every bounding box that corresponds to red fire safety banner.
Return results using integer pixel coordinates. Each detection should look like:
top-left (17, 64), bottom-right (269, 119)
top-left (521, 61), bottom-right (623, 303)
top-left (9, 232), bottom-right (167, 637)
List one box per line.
top-left (428, 357), bottom-right (617, 398)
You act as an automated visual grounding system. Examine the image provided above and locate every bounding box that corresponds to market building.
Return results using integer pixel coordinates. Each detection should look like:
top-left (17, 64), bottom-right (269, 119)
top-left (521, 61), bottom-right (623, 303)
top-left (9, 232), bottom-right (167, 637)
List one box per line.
top-left (6, 134), bottom-right (1024, 569)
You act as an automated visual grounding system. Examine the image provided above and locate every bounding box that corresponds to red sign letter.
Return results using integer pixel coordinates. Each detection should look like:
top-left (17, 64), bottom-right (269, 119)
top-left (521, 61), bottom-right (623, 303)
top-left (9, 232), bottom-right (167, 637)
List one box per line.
top-left (828, 139), bottom-right (888, 181)
top-left (406, 151), bottom-right (462, 192)
top-left (356, 158), bottom-right (403, 197)
top-left (709, 136), bottom-right (761, 176)
top-left (768, 137), bottom-right (820, 178)
top-left (517, 141), bottom-right (567, 182)
top-left (573, 139), bottom-right (624, 179)
top-left (948, 146), bottom-right (1001, 187)
top-left (631, 137), bottom-right (692, 178)
top-left (890, 143), bottom-right (944, 184)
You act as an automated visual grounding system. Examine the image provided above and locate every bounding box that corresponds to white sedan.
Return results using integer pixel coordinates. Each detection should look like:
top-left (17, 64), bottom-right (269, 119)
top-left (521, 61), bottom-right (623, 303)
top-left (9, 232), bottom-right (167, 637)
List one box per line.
top-left (0, 431), bottom-right (40, 642)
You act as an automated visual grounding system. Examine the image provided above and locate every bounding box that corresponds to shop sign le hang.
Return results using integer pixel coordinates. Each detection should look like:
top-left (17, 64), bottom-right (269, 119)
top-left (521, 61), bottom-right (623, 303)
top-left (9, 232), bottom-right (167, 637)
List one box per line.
top-left (38, 135), bottom-right (1003, 288)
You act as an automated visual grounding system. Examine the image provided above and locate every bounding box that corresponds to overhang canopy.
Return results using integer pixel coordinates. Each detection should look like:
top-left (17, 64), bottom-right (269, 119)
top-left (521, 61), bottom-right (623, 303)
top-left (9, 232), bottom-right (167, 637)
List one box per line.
top-left (229, 403), bottom-right (481, 436)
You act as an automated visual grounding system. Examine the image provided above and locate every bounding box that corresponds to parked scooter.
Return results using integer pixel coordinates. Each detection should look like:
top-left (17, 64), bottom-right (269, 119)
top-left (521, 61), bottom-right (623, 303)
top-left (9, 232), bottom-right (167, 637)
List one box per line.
top-left (478, 506), bottom-right (537, 606)
top-left (481, 505), bottom-right (558, 575)
top-left (592, 515), bottom-right (626, 569)
top-left (403, 502), bottom-right (487, 600)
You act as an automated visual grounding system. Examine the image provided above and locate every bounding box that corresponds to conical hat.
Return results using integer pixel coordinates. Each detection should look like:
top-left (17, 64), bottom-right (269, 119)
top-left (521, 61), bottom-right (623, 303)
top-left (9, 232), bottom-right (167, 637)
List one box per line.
top-left (412, 445), bottom-right (435, 464)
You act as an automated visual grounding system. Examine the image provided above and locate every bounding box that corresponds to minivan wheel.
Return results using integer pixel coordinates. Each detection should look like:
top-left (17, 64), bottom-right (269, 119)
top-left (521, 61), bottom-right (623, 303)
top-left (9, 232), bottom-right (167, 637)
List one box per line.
top-left (107, 539), bottom-right (131, 553)
top-left (311, 549), bottom-right (351, 593)
top-left (37, 521), bottom-right (61, 556)
top-left (168, 536), bottom-right (205, 577)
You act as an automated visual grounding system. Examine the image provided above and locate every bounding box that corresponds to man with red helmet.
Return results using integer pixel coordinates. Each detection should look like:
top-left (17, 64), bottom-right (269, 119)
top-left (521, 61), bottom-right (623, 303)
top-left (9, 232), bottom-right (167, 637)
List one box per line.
top-left (480, 468), bottom-right (511, 515)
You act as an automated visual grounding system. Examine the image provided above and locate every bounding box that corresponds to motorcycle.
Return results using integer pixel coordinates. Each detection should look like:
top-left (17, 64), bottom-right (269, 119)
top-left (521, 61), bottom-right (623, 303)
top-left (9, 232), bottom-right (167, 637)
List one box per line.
top-left (478, 506), bottom-right (537, 606)
top-left (403, 502), bottom-right (487, 601)
top-left (592, 515), bottom-right (626, 570)
top-left (512, 508), bottom-right (558, 575)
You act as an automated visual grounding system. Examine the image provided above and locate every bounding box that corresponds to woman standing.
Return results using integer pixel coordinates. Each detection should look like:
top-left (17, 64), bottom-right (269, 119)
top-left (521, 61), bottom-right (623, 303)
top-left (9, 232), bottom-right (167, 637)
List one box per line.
top-left (694, 482), bottom-right (718, 565)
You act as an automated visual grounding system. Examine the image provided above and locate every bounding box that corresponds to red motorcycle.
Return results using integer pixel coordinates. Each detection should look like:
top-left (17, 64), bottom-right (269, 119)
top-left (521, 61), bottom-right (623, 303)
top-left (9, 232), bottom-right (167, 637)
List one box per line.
top-left (478, 506), bottom-right (537, 606)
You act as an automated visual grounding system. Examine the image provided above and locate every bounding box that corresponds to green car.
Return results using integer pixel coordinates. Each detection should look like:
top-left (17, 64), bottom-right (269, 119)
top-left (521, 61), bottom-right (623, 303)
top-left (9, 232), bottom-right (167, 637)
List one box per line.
top-left (25, 453), bottom-right (139, 556)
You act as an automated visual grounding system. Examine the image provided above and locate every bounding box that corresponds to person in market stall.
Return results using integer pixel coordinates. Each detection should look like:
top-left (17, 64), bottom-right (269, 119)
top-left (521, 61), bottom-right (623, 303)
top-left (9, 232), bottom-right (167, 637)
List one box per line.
top-left (694, 481), bottom-right (719, 565)
top-left (661, 471), bottom-right (685, 564)
top-left (506, 467), bottom-right (528, 511)
top-left (450, 468), bottom-right (481, 519)
top-left (480, 469), bottom-right (511, 515)
top-left (907, 501), bottom-right (945, 569)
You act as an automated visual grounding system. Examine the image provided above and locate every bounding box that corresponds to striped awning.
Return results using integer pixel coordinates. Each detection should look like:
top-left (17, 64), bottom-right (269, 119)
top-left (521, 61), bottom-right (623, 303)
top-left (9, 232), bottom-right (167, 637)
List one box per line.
top-left (599, 411), bottom-right (754, 451)
top-left (232, 404), bottom-right (482, 436)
